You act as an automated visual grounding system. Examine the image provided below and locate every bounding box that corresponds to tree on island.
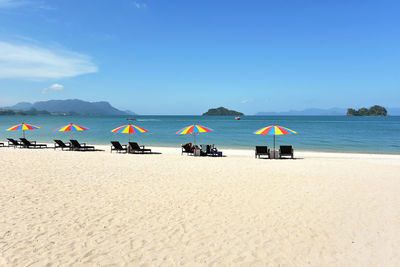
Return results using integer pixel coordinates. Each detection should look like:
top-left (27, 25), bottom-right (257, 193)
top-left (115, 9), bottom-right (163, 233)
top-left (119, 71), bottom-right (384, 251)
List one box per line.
top-left (202, 107), bottom-right (244, 116)
top-left (0, 108), bottom-right (51, 116)
top-left (347, 105), bottom-right (388, 116)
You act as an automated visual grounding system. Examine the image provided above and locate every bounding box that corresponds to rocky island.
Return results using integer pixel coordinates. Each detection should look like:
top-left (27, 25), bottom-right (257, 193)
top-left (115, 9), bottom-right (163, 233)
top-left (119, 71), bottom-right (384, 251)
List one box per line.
top-left (347, 105), bottom-right (388, 116)
top-left (202, 107), bottom-right (244, 116)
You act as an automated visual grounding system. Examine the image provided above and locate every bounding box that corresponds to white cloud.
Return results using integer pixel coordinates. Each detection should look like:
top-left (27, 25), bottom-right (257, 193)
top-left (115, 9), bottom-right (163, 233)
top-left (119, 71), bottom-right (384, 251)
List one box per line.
top-left (42, 83), bottom-right (64, 94)
top-left (0, 41), bottom-right (98, 79)
top-left (241, 99), bottom-right (249, 104)
top-left (133, 1), bottom-right (146, 8)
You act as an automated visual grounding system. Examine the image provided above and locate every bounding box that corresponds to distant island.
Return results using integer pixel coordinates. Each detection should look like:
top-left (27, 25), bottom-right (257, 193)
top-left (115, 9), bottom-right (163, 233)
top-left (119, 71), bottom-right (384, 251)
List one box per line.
top-left (347, 105), bottom-right (388, 116)
top-left (1, 99), bottom-right (136, 116)
top-left (203, 107), bottom-right (244, 116)
top-left (257, 107), bottom-right (400, 116)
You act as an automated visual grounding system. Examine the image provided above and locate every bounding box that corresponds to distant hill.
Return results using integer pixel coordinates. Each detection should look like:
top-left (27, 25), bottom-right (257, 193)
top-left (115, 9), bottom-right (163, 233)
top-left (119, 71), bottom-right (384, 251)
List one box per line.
top-left (256, 108), bottom-right (347, 116)
top-left (4, 99), bottom-right (136, 116)
top-left (203, 107), bottom-right (244, 116)
top-left (347, 105), bottom-right (388, 116)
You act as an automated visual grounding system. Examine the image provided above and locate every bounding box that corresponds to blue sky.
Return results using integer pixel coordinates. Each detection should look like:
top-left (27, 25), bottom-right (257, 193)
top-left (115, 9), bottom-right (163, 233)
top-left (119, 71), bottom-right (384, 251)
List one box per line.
top-left (0, 0), bottom-right (399, 114)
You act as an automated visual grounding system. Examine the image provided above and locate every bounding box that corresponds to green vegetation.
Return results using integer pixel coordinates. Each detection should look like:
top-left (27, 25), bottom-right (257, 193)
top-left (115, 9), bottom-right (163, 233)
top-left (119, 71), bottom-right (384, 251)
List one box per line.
top-left (0, 108), bottom-right (51, 116)
top-left (347, 105), bottom-right (388, 116)
top-left (202, 107), bottom-right (244, 116)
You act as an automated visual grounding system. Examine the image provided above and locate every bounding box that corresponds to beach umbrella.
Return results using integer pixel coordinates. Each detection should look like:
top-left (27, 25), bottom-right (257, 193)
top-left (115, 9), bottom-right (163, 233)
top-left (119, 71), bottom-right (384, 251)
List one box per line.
top-left (254, 125), bottom-right (297, 152)
top-left (6, 123), bottom-right (41, 138)
top-left (111, 123), bottom-right (148, 142)
top-left (176, 124), bottom-right (213, 145)
top-left (53, 123), bottom-right (88, 138)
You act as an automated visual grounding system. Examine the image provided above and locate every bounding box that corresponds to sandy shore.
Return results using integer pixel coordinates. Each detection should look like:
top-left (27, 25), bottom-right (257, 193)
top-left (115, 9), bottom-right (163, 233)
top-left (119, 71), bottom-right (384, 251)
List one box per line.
top-left (1, 146), bottom-right (400, 266)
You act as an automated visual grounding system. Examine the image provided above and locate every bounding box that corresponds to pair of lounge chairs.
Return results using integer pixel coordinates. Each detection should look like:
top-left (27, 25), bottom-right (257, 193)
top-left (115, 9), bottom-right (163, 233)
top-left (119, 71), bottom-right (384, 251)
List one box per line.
top-left (7, 138), bottom-right (47, 149)
top-left (110, 141), bottom-right (151, 154)
top-left (181, 143), bottom-right (222, 157)
top-left (255, 145), bottom-right (294, 159)
top-left (54, 139), bottom-right (95, 151)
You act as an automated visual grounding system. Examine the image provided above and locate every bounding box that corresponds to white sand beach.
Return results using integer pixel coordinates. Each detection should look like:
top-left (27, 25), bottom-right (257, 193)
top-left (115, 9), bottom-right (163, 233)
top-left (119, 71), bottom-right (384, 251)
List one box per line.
top-left (1, 147), bottom-right (400, 266)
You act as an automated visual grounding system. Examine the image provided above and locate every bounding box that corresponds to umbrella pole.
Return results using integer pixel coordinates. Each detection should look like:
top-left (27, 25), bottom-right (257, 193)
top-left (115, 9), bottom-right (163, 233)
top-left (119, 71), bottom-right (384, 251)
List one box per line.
top-left (274, 135), bottom-right (276, 158)
top-left (194, 133), bottom-right (196, 146)
top-left (23, 130), bottom-right (25, 139)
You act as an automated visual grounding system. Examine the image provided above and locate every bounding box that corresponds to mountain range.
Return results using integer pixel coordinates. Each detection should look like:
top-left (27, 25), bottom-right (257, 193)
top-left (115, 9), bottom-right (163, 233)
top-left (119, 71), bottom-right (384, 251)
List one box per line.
top-left (3, 99), bottom-right (136, 116)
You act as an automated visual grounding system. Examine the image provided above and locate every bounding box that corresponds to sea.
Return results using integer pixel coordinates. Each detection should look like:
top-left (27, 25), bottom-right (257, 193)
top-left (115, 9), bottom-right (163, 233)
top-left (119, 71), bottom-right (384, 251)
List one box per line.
top-left (1, 115), bottom-right (399, 154)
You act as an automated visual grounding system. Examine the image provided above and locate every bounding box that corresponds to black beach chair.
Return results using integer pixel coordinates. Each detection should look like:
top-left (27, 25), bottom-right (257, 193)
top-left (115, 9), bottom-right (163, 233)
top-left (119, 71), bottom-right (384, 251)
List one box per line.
top-left (0, 142), bottom-right (4, 147)
top-left (70, 139), bottom-right (95, 151)
top-left (255, 146), bottom-right (270, 159)
top-left (54, 140), bottom-right (71, 150)
top-left (111, 141), bottom-right (127, 153)
top-left (207, 144), bottom-right (223, 157)
top-left (181, 143), bottom-right (193, 155)
top-left (20, 138), bottom-right (47, 148)
top-left (200, 145), bottom-right (208, 156)
top-left (128, 142), bottom-right (151, 154)
top-left (7, 138), bottom-right (22, 148)
top-left (279, 145), bottom-right (294, 159)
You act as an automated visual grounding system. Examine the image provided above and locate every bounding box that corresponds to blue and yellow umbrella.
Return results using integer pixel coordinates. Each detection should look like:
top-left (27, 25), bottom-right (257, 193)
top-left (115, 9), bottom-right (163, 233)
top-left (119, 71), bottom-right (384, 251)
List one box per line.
top-left (254, 125), bottom-right (297, 151)
top-left (176, 124), bottom-right (213, 145)
top-left (53, 123), bottom-right (88, 137)
top-left (111, 124), bottom-right (148, 142)
top-left (7, 123), bottom-right (41, 138)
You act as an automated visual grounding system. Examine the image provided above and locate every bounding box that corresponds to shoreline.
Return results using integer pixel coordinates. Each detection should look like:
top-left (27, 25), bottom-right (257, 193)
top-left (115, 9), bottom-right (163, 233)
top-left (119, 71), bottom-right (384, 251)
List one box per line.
top-left (3, 143), bottom-right (400, 158)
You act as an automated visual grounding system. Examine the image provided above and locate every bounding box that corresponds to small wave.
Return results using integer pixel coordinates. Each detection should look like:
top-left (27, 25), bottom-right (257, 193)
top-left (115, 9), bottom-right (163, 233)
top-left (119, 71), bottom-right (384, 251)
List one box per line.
top-left (136, 119), bottom-right (161, 122)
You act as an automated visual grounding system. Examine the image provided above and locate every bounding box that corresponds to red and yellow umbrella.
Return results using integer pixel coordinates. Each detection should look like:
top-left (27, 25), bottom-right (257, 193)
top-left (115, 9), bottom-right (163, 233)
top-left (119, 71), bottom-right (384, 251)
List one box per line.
top-left (254, 125), bottom-right (297, 151)
top-left (111, 124), bottom-right (148, 142)
top-left (7, 123), bottom-right (41, 138)
top-left (53, 123), bottom-right (88, 137)
top-left (176, 124), bottom-right (213, 145)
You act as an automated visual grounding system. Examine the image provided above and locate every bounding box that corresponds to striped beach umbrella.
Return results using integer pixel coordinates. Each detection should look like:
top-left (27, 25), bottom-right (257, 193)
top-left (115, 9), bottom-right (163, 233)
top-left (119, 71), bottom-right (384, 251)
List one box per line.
top-left (176, 124), bottom-right (213, 145)
top-left (254, 125), bottom-right (297, 151)
top-left (53, 123), bottom-right (88, 137)
top-left (111, 124), bottom-right (148, 142)
top-left (7, 123), bottom-right (41, 138)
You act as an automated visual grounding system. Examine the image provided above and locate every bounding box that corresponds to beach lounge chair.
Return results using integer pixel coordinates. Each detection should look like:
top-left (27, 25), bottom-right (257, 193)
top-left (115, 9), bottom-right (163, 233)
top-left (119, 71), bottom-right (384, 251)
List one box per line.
top-left (128, 142), bottom-right (151, 154)
top-left (54, 140), bottom-right (71, 150)
top-left (207, 144), bottom-right (223, 157)
top-left (200, 144), bottom-right (208, 156)
top-left (181, 143), bottom-right (194, 155)
top-left (255, 146), bottom-right (270, 159)
top-left (7, 138), bottom-right (22, 148)
top-left (19, 138), bottom-right (47, 149)
top-left (279, 146), bottom-right (294, 159)
top-left (70, 139), bottom-right (95, 151)
top-left (0, 142), bottom-right (4, 147)
top-left (111, 141), bottom-right (127, 153)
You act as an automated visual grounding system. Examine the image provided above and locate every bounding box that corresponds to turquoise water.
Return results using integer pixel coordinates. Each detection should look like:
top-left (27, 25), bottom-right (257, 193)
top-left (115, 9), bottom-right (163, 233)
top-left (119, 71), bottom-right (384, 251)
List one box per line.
top-left (1, 115), bottom-right (400, 154)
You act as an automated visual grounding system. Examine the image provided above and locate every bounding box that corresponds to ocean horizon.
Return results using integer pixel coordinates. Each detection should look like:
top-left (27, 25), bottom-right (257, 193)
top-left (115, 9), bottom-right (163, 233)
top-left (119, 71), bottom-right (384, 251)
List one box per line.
top-left (1, 115), bottom-right (400, 154)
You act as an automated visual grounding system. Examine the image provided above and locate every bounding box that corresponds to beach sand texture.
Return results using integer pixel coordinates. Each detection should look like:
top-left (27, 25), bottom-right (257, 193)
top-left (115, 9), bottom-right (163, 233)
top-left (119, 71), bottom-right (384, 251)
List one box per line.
top-left (1, 147), bottom-right (400, 266)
